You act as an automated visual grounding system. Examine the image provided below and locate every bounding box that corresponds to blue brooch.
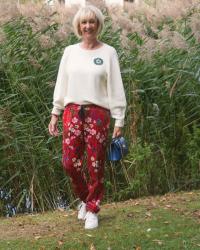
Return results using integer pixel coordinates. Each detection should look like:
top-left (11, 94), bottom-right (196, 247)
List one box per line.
top-left (94, 58), bottom-right (103, 65)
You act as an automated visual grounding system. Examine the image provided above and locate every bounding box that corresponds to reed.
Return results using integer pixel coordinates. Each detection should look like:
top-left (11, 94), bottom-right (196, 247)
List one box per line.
top-left (0, 0), bottom-right (200, 215)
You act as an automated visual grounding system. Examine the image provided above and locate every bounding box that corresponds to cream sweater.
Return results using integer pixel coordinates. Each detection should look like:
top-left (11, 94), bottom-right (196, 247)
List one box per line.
top-left (51, 43), bottom-right (127, 127)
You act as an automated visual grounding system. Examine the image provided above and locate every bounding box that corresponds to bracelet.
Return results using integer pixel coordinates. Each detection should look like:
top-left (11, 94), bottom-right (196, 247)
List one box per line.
top-left (51, 113), bottom-right (59, 118)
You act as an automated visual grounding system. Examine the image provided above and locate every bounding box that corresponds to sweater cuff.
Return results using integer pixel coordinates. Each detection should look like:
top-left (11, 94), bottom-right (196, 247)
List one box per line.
top-left (51, 107), bottom-right (62, 116)
top-left (114, 119), bottom-right (124, 127)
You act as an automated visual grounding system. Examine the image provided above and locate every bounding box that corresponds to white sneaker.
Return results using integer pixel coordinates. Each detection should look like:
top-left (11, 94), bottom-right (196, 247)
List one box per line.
top-left (84, 211), bottom-right (98, 229)
top-left (77, 202), bottom-right (87, 220)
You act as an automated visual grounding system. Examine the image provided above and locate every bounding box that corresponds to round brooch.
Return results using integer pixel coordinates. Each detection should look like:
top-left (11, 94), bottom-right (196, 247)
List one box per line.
top-left (94, 58), bottom-right (103, 65)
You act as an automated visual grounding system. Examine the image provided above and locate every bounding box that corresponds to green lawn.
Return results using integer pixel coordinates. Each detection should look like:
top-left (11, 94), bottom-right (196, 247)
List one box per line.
top-left (0, 191), bottom-right (200, 250)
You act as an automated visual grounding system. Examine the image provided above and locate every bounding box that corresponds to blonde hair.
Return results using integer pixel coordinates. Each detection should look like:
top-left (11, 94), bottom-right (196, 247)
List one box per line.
top-left (72, 5), bottom-right (104, 38)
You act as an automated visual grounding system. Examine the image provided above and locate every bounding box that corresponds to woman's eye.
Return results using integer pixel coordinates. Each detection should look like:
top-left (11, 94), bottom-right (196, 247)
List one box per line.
top-left (81, 19), bottom-right (96, 25)
top-left (89, 19), bottom-right (95, 23)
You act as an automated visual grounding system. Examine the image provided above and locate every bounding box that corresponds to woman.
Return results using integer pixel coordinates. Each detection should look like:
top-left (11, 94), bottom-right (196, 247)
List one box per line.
top-left (48, 5), bottom-right (126, 230)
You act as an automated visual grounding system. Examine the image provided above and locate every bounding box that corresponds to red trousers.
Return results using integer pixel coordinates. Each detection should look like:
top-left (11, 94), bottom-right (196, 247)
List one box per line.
top-left (62, 103), bottom-right (110, 213)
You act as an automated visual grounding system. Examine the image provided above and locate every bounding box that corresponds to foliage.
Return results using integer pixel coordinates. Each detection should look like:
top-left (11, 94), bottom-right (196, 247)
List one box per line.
top-left (0, 8), bottom-right (200, 214)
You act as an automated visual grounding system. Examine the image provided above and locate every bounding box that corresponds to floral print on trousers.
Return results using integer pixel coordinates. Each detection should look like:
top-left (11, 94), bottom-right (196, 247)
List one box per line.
top-left (62, 103), bottom-right (110, 213)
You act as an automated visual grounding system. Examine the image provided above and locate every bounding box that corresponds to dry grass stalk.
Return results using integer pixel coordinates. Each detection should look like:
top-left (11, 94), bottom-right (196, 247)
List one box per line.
top-left (124, 0), bottom-right (199, 24)
top-left (0, 0), bottom-right (21, 25)
top-left (19, 1), bottom-right (76, 44)
top-left (0, 0), bottom-right (199, 56)
top-left (87, 0), bottom-right (107, 10)
top-left (159, 26), bottom-right (188, 49)
top-left (189, 13), bottom-right (200, 43)
top-left (38, 34), bottom-right (56, 48)
top-left (139, 30), bottom-right (188, 61)
top-left (0, 27), bottom-right (6, 43)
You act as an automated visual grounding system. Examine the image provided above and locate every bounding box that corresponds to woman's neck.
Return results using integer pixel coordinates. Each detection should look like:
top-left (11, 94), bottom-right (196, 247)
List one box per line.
top-left (80, 39), bottom-right (102, 50)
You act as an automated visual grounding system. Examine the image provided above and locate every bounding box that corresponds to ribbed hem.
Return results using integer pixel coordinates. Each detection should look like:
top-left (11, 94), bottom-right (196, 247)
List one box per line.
top-left (51, 107), bottom-right (62, 116)
top-left (114, 119), bottom-right (124, 127)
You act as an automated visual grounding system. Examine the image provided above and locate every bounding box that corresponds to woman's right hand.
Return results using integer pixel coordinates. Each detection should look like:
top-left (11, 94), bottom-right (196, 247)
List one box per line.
top-left (48, 114), bottom-right (59, 136)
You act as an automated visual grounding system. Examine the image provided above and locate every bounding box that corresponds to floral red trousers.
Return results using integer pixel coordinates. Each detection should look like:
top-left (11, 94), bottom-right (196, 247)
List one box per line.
top-left (62, 103), bottom-right (110, 213)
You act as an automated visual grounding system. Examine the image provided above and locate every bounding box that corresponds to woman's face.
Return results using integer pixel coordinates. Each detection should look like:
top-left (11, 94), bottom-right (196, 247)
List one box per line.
top-left (79, 15), bottom-right (98, 40)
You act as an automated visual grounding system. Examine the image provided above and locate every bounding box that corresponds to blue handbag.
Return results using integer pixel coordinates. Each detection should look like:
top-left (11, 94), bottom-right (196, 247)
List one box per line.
top-left (108, 136), bottom-right (128, 161)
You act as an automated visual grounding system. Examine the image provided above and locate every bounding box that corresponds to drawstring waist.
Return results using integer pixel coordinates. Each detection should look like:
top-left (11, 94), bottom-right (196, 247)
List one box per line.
top-left (65, 103), bottom-right (110, 114)
top-left (78, 105), bottom-right (85, 120)
top-left (64, 103), bottom-right (110, 121)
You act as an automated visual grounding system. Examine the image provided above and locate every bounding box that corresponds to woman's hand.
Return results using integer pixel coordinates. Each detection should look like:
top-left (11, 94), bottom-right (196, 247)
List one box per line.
top-left (48, 114), bottom-right (59, 136)
top-left (112, 126), bottom-right (122, 138)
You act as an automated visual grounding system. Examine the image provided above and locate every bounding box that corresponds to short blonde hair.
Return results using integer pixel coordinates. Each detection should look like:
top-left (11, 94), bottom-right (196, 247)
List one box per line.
top-left (72, 5), bottom-right (104, 38)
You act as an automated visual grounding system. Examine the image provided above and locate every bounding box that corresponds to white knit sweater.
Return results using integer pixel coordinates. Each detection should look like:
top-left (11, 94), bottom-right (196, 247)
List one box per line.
top-left (51, 43), bottom-right (127, 127)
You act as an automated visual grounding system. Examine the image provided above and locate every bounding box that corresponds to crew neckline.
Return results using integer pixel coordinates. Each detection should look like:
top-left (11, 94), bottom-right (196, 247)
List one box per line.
top-left (78, 42), bottom-right (105, 52)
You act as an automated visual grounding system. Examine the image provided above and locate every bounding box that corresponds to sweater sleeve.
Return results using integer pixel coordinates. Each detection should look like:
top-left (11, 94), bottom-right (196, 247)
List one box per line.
top-left (107, 48), bottom-right (127, 127)
top-left (51, 47), bottom-right (70, 115)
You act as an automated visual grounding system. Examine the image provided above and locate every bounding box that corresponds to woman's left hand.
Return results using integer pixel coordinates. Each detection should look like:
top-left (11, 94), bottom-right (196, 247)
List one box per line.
top-left (112, 126), bottom-right (122, 138)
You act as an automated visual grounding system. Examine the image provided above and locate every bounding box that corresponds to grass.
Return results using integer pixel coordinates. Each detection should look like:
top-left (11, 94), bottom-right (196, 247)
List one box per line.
top-left (0, 191), bottom-right (200, 250)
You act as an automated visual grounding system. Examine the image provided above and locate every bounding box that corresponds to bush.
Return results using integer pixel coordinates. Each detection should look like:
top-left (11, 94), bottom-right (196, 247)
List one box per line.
top-left (0, 9), bottom-right (200, 215)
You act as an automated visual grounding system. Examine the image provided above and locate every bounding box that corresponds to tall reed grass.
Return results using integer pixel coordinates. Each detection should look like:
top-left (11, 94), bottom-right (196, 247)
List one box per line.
top-left (0, 0), bottom-right (200, 215)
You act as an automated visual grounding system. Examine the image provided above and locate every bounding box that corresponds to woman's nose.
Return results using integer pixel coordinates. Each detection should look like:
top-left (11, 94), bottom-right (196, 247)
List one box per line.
top-left (85, 22), bottom-right (90, 28)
